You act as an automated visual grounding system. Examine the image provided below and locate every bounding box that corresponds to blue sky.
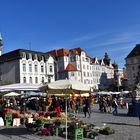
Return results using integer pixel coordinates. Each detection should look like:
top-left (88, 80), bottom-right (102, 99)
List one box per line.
top-left (0, 0), bottom-right (140, 68)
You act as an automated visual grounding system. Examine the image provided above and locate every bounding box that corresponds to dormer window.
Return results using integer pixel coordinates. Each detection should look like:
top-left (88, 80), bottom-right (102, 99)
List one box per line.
top-left (22, 52), bottom-right (26, 58)
top-left (41, 56), bottom-right (44, 61)
top-left (29, 53), bottom-right (32, 59)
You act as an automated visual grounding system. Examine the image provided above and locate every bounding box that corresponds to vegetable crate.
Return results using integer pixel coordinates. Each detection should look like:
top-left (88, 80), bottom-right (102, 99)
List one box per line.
top-left (69, 127), bottom-right (83, 140)
top-left (4, 114), bottom-right (12, 126)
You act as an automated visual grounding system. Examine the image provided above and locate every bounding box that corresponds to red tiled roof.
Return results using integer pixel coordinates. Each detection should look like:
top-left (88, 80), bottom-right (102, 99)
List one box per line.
top-left (57, 49), bottom-right (69, 56)
top-left (70, 48), bottom-right (83, 55)
top-left (47, 48), bottom-right (69, 57)
top-left (65, 63), bottom-right (77, 71)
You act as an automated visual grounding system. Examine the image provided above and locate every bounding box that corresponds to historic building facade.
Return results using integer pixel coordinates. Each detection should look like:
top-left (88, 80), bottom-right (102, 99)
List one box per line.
top-left (48, 48), bottom-right (115, 89)
top-left (0, 49), bottom-right (55, 84)
top-left (125, 44), bottom-right (140, 86)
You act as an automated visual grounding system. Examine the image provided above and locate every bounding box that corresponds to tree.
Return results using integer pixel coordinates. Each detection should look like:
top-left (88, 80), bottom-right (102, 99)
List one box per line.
top-left (98, 85), bottom-right (108, 91)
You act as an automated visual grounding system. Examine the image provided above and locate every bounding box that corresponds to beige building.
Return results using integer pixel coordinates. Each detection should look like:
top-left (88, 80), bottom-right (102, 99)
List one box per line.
top-left (125, 44), bottom-right (140, 86)
top-left (48, 48), bottom-right (115, 89)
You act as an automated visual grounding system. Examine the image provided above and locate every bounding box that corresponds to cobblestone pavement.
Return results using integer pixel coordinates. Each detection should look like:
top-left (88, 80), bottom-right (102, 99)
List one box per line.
top-left (0, 104), bottom-right (140, 140)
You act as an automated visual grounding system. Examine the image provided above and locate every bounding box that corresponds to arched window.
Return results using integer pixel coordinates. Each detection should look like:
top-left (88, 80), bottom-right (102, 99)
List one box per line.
top-left (23, 77), bottom-right (26, 83)
top-left (29, 64), bottom-right (32, 72)
top-left (42, 77), bottom-right (44, 83)
top-left (41, 65), bottom-right (44, 72)
top-left (34, 64), bottom-right (38, 72)
top-left (22, 52), bottom-right (26, 58)
top-left (23, 63), bottom-right (26, 72)
top-left (29, 77), bottom-right (32, 83)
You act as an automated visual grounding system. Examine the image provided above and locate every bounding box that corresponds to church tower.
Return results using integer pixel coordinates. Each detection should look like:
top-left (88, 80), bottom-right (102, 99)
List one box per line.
top-left (0, 33), bottom-right (3, 56)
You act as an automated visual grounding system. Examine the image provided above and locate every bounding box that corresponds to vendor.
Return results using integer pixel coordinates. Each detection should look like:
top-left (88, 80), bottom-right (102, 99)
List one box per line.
top-left (53, 96), bottom-right (61, 114)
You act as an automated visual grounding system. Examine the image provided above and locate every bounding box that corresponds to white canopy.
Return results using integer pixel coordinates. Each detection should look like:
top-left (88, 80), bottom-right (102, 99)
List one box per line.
top-left (22, 91), bottom-right (47, 97)
top-left (97, 91), bottom-right (110, 95)
top-left (3, 92), bottom-right (20, 97)
top-left (0, 83), bottom-right (42, 91)
top-left (40, 79), bottom-right (91, 92)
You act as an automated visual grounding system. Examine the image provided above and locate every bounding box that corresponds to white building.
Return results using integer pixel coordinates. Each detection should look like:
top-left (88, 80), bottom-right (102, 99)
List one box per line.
top-left (0, 49), bottom-right (55, 84)
top-left (48, 48), bottom-right (115, 89)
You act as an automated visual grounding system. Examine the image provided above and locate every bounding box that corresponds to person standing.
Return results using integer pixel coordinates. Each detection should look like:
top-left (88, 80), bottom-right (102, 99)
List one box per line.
top-left (112, 98), bottom-right (119, 115)
top-left (83, 97), bottom-right (90, 118)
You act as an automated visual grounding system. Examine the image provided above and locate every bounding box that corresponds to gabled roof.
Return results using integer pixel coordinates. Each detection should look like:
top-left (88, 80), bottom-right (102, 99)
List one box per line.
top-left (65, 63), bottom-right (77, 71)
top-left (126, 44), bottom-right (140, 58)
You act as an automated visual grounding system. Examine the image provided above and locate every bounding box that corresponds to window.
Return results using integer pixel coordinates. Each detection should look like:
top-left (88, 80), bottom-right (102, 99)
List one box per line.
top-left (23, 63), bottom-right (26, 72)
top-left (35, 54), bottom-right (38, 59)
top-left (23, 77), bottom-right (26, 83)
top-left (77, 64), bottom-right (80, 69)
top-left (50, 65), bottom-right (53, 72)
top-left (29, 53), bottom-right (32, 59)
top-left (71, 72), bottom-right (74, 76)
top-left (41, 56), bottom-right (44, 61)
top-left (48, 76), bottom-right (51, 83)
top-left (22, 52), bottom-right (26, 58)
top-left (70, 57), bottom-right (72, 61)
top-left (29, 77), bottom-right (32, 83)
top-left (87, 65), bottom-right (89, 70)
top-left (41, 65), bottom-right (44, 72)
top-left (73, 56), bottom-right (76, 61)
top-left (35, 77), bottom-right (38, 83)
top-left (83, 72), bottom-right (86, 76)
top-left (29, 64), bottom-right (32, 72)
top-left (82, 57), bottom-right (84, 61)
top-left (42, 77), bottom-right (44, 83)
top-left (83, 65), bottom-right (85, 69)
top-left (34, 64), bottom-right (38, 72)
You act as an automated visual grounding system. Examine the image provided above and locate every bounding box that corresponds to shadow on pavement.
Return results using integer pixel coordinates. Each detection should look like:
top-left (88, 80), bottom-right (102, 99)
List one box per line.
top-left (102, 121), bottom-right (139, 127)
top-left (0, 127), bottom-right (32, 135)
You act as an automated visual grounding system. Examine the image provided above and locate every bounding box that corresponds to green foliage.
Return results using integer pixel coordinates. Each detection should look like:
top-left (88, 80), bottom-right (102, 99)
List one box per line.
top-left (124, 85), bottom-right (135, 91)
top-left (99, 85), bottom-right (108, 91)
top-left (99, 126), bottom-right (115, 135)
top-left (0, 81), bottom-right (13, 85)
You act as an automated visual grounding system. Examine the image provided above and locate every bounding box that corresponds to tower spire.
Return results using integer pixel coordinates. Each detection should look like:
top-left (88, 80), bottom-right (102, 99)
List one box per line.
top-left (0, 33), bottom-right (3, 56)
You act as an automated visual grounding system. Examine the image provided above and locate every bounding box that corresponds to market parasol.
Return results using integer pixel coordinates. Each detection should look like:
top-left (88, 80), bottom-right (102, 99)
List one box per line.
top-left (3, 92), bottom-right (20, 97)
top-left (40, 79), bottom-right (90, 140)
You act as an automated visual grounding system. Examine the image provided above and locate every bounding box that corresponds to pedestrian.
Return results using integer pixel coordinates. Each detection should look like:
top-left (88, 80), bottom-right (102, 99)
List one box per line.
top-left (83, 97), bottom-right (90, 118)
top-left (102, 97), bottom-right (107, 113)
top-left (112, 98), bottom-right (118, 115)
